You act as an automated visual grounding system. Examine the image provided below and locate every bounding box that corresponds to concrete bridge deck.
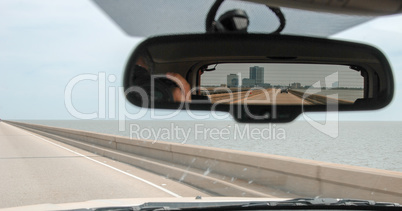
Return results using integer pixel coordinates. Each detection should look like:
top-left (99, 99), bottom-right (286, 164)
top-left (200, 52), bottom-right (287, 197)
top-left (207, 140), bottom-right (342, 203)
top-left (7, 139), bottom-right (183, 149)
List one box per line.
top-left (0, 122), bottom-right (206, 208)
top-left (1, 120), bottom-right (401, 208)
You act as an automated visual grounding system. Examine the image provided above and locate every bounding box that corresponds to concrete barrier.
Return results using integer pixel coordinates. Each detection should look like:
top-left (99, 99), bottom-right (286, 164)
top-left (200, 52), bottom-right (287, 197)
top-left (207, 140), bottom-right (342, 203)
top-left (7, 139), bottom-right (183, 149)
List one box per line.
top-left (5, 120), bottom-right (402, 203)
top-left (289, 89), bottom-right (353, 104)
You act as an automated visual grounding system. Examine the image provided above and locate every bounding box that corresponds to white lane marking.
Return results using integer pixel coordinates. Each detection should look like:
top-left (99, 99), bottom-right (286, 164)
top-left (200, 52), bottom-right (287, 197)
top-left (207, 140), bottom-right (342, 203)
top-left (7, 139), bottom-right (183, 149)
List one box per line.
top-left (13, 125), bottom-right (182, 198)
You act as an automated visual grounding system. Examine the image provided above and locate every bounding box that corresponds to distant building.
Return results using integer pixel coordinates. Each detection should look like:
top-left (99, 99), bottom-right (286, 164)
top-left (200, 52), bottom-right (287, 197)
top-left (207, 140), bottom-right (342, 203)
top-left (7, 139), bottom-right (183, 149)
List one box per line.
top-left (227, 74), bottom-right (239, 87)
top-left (242, 78), bottom-right (256, 87)
top-left (249, 66), bottom-right (264, 85)
top-left (260, 83), bottom-right (271, 88)
top-left (291, 82), bottom-right (301, 89)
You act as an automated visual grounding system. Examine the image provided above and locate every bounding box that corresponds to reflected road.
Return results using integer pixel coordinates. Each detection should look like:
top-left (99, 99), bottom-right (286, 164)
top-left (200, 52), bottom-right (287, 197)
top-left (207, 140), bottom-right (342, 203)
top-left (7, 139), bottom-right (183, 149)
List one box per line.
top-left (208, 89), bottom-right (312, 105)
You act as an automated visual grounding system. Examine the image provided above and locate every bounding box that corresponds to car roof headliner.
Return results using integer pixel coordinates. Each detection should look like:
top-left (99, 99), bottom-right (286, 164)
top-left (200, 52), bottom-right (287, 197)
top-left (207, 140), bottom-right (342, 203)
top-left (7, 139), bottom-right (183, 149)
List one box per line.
top-left (93, 0), bottom-right (384, 38)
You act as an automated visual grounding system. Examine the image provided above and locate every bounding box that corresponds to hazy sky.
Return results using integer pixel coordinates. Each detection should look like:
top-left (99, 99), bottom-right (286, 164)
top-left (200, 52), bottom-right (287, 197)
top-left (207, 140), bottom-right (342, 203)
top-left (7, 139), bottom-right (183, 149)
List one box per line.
top-left (0, 0), bottom-right (401, 121)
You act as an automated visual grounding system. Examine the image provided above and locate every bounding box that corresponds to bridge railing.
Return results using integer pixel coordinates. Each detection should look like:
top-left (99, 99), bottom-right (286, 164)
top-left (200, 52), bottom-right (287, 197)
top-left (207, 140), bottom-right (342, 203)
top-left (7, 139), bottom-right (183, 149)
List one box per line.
top-left (288, 89), bottom-right (354, 104)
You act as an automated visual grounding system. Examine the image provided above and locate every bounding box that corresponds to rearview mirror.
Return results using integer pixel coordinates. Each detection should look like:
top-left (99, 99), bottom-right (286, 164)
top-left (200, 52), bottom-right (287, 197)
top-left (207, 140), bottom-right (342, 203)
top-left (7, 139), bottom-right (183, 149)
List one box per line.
top-left (123, 34), bottom-right (394, 122)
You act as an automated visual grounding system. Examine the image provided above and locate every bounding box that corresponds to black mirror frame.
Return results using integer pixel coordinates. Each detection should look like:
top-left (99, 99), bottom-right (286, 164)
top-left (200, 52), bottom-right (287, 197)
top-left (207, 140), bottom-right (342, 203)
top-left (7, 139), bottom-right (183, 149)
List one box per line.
top-left (124, 34), bottom-right (394, 123)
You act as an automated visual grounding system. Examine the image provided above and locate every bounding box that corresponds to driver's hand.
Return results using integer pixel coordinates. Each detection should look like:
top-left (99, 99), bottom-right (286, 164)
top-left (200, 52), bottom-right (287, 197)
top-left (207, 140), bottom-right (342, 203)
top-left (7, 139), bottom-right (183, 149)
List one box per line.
top-left (166, 72), bottom-right (192, 103)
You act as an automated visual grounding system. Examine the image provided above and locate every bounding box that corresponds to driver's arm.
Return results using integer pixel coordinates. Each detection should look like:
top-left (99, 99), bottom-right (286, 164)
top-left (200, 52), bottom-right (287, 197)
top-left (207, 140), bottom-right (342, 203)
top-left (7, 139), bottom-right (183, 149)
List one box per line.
top-left (166, 72), bottom-right (192, 103)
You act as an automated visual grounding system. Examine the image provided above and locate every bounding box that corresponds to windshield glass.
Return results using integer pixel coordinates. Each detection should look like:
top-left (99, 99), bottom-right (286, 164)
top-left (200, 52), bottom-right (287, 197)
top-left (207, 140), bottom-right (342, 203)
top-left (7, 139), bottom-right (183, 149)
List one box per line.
top-left (0, 0), bottom-right (401, 209)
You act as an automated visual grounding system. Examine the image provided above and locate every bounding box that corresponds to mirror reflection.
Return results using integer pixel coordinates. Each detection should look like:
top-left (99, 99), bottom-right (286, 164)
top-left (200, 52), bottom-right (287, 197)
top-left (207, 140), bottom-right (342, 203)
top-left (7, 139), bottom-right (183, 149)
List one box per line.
top-left (198, 63), bottom-right (364, 105)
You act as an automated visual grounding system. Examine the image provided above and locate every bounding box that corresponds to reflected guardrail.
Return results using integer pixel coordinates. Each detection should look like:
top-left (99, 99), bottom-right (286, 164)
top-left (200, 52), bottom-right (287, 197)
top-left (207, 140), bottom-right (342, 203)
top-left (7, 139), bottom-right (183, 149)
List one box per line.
top-left (288, 89), bottom-right (354, 104)
top-left (4, 120), bottom-right (402, 202)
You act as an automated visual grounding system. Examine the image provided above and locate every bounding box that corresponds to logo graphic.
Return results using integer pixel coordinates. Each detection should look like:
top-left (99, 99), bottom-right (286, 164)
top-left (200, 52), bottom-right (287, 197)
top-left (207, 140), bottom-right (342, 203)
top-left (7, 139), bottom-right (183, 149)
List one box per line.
top-left (302, 72), bottom-right (339, 138)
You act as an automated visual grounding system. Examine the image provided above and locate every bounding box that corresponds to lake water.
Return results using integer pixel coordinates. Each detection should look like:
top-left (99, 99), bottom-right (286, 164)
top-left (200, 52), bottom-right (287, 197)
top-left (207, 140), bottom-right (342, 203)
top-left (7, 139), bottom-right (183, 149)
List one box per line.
top-left (18, 120), bottom-right (402, 172)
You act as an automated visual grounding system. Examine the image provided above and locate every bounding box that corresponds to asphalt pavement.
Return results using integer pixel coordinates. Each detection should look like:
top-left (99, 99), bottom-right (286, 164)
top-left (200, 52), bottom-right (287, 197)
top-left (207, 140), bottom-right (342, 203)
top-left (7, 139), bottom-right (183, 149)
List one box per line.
top-left (0, 122), bottom-right (207, 209)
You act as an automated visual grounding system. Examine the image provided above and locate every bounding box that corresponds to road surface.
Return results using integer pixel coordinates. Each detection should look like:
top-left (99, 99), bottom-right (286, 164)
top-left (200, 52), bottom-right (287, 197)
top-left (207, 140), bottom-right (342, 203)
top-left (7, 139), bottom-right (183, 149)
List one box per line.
top-left (0, 122), bottom-right (207, 209)
top-left (209, 89), bottom-right (311, 105)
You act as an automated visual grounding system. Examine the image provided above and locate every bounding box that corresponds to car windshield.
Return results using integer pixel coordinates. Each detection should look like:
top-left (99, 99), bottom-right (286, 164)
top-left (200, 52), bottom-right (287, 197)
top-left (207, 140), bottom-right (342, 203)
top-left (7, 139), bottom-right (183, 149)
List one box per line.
top-left (0, 0), bottom-right (401, 209)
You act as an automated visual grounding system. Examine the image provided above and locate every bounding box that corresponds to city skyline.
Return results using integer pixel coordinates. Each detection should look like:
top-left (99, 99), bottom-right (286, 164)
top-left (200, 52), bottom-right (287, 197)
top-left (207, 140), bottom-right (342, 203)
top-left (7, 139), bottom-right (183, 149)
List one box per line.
top-left (202, 63), bottom-right (364, 89)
